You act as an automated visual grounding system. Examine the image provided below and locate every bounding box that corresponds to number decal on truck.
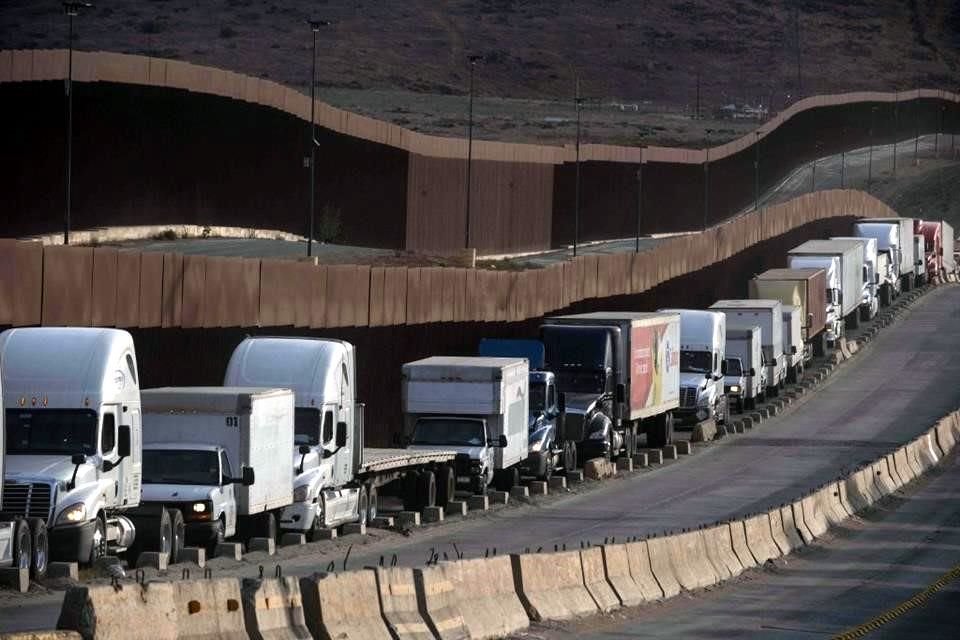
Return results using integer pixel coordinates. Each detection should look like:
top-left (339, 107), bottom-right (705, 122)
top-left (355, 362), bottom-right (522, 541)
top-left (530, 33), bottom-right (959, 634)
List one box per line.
top-left (225, 416), bottom-right (239, 427)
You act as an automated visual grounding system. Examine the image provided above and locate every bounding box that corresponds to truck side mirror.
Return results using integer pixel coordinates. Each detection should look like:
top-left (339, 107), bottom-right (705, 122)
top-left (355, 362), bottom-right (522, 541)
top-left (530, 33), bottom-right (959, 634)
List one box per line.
top-left (557, 392), bottom-right (566, 414)
top-left (749, 368), bottom-right (756, 377)
top-left (791, 346), bottom-right (798, 355)
top-left (71, 453), bottom-right (86, 466)
top-left (297, 444), bottom-right (311, 474)
top-left (806, 312), bottom-right (813, 327)
top-left (238, 466), bottom-right (255, 487)
top-left (117, 425), bottom-right (131, 459)
top-left (615, 383), bottom-right (626, 404)
top-left (488, 434), bottom-right (508, 448)
top-left (335, 421), bottom-right (348, 448)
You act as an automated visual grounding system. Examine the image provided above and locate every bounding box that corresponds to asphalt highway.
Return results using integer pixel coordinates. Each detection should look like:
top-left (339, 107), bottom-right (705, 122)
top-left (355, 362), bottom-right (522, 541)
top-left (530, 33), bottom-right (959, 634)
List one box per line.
top-left (548, 435), bottom-right (960, 639)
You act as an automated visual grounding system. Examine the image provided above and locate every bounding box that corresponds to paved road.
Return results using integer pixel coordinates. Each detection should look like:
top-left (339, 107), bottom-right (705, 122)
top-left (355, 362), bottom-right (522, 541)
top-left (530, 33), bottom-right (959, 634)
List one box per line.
top-left (552, 438), bottom-right (960, 639)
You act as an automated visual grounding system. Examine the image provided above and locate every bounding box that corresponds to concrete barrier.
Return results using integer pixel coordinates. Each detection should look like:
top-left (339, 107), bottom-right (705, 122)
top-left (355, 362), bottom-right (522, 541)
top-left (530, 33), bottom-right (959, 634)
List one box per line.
top-left (701, 524), bottom-right (743, 578)
top-left (742, 514), bottom-right (781, 564)
top-left (766, 509), bottom-right (793, 555)
top-left (729, 520), bottom-right (758, 568)
top-left (928, 423), bottom-right (947, 458)
top-left (800, 493), bottom-right (829, 540)
top-left (664, 531), bottom-right (719, 591)
top-left (0, 633), bottom-right (81, 640)
top-left (600, 544), bottom-right (645, 607)
top-left (905, 441), bottom-right (925, 477)
top-left (372, 566), bottom-right (436, 640)
top-left (57, 581), bottom-right (179, 640)
top-left (580, 547), bottom-right (620, 612)
top-left (622, 540), bottom-right (666, 600)
top-left (241, 577), bottom-right (311, 640)
top-left (791, 500), bottom-right (814, 545)
top-left (836, 480), bottom-right (854, 517)
top-left (843, 469), bottom-right (874, 513)
top-left (859, 465), bottom-right (884, 503)
top-left (779, 505), bottom-right (806, 550)
top-left (821, 484), bottom-right (849, 526)
top-left (417, 555), bottom-right (526, 640)
top-left (643, 537), bottom-right (681, 598)
top-left (893, 447), bottom-right (916, 485)
top-left (882, 453), bottom-right (905, 490)
top-left (173, 577), bottom-right (247, 640)
top-left (691, 419), bottom-right (718, 442)
top-left (300, 571), bottom-right (393, 640)
top-left (914, 433), bottom-right (939, 471)
top-left (511, 550), bottom-right (598, 622)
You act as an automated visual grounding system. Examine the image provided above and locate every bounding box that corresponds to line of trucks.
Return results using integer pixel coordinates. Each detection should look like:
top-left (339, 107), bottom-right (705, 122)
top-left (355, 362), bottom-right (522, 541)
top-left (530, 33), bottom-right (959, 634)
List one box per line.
top-left (0, 217), bottom-right (954, 575)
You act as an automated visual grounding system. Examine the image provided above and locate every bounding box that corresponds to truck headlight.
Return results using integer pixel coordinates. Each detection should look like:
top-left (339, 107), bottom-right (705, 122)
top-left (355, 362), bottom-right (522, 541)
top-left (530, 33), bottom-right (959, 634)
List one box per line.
top-left (293, 485), bottom-right (312, 503)
top-left (192, 502), bottom-right (207, 513)
top-left (729, 385), bottom-right (740, 393)
top-left (529, 438), bottom-right (544, 453)
top-left (55, 502), bottom-right (87, 525)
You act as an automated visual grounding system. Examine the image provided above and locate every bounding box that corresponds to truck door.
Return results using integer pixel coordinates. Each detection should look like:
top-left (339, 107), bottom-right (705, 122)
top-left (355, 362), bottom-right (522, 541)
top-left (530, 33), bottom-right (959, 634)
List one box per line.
top-left (99, 406), bottom-right (122, 507)
top-left (219, 451), bottom-right (237, 537)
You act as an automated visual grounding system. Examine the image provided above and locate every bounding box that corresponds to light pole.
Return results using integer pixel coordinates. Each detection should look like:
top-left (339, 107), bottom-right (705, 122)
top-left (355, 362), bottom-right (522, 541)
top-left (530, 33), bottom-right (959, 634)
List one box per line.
top-left (305, 19), bottom-right (330, 257)
top-left (63, 1), bottom-right (92, 246)
top-left (753, 130), bottom-right (761, 211)
top-left (573, 77), bottom-right (583, 256)
top-left (464, 54), bottom-right (482, 249)
top-left (635, 148), bottom-right (645, 253)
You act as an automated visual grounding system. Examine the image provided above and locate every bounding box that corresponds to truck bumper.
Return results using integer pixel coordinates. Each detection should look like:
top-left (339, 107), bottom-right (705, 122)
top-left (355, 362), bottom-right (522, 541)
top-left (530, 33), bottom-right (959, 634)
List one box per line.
top-left (520, 452), bottom-right (548, 478)
top-left (674, 407), bottom-right (710, 424)
top-left (49, 521), bottom-right (97, 563)
top-left (578, 439), bottom-right (609, 462)
top-left (279, 502), bottom-right (317, 533)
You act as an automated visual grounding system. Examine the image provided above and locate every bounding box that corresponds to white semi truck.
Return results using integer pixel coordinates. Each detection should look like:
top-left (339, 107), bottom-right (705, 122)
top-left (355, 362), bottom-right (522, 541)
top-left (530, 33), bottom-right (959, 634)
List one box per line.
top-left (0, 328), bottom-right (169, 566)
top-left (710, 300), bottom-right (785, 396)
top-left (140, 388), bottom-right (290, 553)
top-left (782, 306), bottom-right (805, 383)
top-left (657, 309), bottom-right (728, 425)
top-left (224, 337), bottom-right (457, 540)
top-left (854, 218), bottom-right (915, 295)
top-left (403, 357), bottom-right (529, 493)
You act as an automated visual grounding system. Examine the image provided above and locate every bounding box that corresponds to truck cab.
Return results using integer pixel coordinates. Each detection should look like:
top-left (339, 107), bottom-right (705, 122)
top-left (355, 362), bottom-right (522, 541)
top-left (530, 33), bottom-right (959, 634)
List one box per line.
top-left (0, 328), bottom-right (142, 565)
top-left (913, 234), bottom-right (926, 287)
top-left (723, 357), bottom-right (747, 414)
top-left (141, 443), bottom-right (252, 549)
top-left (224, 337), bottom-right (360, 538)
top-left (658, 309), bottom-right (727, 425)
top-left (724, 327), bottom-right (764, 410)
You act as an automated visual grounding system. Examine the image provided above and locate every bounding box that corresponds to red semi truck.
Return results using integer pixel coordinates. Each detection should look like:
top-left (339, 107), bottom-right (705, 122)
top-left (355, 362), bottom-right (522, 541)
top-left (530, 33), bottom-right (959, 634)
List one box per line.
top-left (918, 220), bottom-right (956, 282)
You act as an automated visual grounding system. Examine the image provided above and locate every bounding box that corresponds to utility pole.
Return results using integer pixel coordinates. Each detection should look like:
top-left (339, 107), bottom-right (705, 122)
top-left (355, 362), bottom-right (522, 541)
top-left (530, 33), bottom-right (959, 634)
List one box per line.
top-left (305, 19), bottom-right (330, 257)
top-left (63, 1), bottom-right (92, 246)
top-left (636, 149), bottom-right (644, 253)
top-left (573, 76), bottom-right (583, 257)
top-left (464, 54), bottom-right (482, 249)
top-left (753, 131), bottom-right (761, 211)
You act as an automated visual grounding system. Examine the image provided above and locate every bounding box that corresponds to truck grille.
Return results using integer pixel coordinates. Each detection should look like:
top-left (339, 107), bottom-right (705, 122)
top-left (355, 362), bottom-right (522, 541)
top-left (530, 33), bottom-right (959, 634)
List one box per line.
top-left (680, 386), bottom-right (698, 408)
top-left (2, 481), bottom-right (53, 521)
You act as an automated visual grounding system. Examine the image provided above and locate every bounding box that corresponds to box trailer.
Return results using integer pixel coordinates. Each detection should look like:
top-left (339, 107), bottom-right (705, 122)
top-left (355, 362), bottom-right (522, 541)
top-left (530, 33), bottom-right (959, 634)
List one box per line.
top-left (403, 357), bottom-right (529, 491)
top-left (748, 267), bottom-right (827, 356)
top-left (782, 306), bottom-right (804, 382)
top-left (942, 221), bottom-right (956, 276)
top-left (788, 239), bottom-right (867, 332)
top-left (831, 236), bottom-right (880, 320)
top-left (724, 327), bottom-right (765, 411)
top-left (541, 312), bottom-right (681, 450)
top-left (141, 387), bottom-right (295, 538)
top-left (709, 300), bottom-right (785, 394)
top-left (855, 218), bottom-right (915, 293)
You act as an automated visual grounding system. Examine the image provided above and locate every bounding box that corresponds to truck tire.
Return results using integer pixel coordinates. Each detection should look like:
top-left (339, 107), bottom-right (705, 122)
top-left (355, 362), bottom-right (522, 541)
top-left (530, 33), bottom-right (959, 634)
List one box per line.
top-left (87, 514), bottom-right (108, 567)
top-left (136, 508), bottom-right (173, 559)
top-left (27, 517), bottom-right (48, 580)
top-left (470, 474), bottom-right (487, 497)
top-left (494, 467), bottom-right (520, 492)
top-left (880, 284), bottom-right (892, 307)
top-left (12, 519), bottom-right (32, 574)
top-left (356, 486), bottom-right (369, 526)
top-left (625, 423), bottom-right (639, 457)
top-left (365, 483), bottom-right (379, 523)
top-left (846, 311), bottom-right (860, 330)
top-left (258, 512), bottom-right (278, 541)
top-left (415, 470), bottom-right (437, 509)
top-left (716, 396), bottom-right (728, 425)
top-left (561, 441), bottom-right (575, 471)
top-left (435, 466), bottom-right (455, 506)
top-left (210, 518), bottom-right (226, 555)
top-left (647, 412), bottom-right (674, 448)
top-left (166, 509), bottom-right (185, 565)
top-left (402, 471), bottom-right (419, 511)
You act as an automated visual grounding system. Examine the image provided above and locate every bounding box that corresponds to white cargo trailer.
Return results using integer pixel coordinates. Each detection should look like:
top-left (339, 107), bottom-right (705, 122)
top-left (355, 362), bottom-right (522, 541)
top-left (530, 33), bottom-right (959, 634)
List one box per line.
top-left (831, 236), bottom-right (880, 320)
top-left (710, 300), bottom-right (785, 395)
top-left (855, 218), bottom-right (915, 294)
top-left (913, 234), bottom-right (925, 287)
top-left (782, 306), bottom-right (804, 383)
top-left (788, 239), bottom-right (867, 333)
top-left (404, 357), bottom-right (529, 492)
top-left (141, 387), bottom-right (293, 542)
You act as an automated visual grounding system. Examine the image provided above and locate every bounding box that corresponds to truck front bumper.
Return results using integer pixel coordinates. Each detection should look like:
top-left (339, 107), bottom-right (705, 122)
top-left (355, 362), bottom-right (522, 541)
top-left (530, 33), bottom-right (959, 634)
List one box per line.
top-left (49, 520), bottom-right (97, 563)
top-left (577, 439), bottom-right (610, 462)
top-left (280, 502), bottom-right (317, 533)
top-left (674, 407), bottom-right (710, 424)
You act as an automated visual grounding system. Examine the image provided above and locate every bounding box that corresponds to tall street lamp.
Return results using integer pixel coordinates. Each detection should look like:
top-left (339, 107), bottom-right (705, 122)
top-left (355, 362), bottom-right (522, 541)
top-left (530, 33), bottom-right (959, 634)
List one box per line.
top-left (63, 1), bottom-right (92, 246)
top-left (464, 54), bottom-right (482, 249)
top-left (573, 77), bottom-right (583, 256)
top-left (635, 148), bottom-right (645, 253)
top-left (305, 19), bottom-right (330, 258)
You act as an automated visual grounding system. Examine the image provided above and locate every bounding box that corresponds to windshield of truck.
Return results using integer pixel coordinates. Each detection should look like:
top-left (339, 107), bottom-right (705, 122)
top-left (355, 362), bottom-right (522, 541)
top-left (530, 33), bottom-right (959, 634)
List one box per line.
top-left (143, 449), bottom-right (220, 485)
top-left (5, 409), bottom-right (98, 456)
top-left (411, 418), bottom-right (485, 447)
top-left (680, 351), bottom-right (712, 374)
top-left (294, 408), bottom-right (321, 446)
top-left (725, 358), bottom-right (742, 376)
top-left (530, 382), bottom-right (546, 412)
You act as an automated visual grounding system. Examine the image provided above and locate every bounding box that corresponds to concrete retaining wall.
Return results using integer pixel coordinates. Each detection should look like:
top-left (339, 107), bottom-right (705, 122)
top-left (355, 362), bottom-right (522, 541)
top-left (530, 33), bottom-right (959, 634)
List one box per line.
top-left (511, 551), bottom-right (598, 622)
top-left (702, 524), bottom-right (743, 578)
top-left (742, 514), bottom-right (781, 564)
top-left (300, 571), bottom-right (393, 640)
top-left (580, 547), bottom-right (620, 612)
top-left (601, 545), bottom-right (646, 607)
top-left (644, 537), bottom-right (681, 598)
top-left (779, 505), bottom-right (806, 550)
top-left (665, 531), bottom-right (719, 591)
top-left (240, 577), bottom-right (311, 640)
top-left (372, 567), bottom-right (435, 640)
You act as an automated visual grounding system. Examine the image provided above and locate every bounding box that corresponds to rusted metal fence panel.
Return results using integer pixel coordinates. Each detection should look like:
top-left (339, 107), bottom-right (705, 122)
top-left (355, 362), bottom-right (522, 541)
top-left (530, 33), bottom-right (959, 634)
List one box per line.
top-left (308, 263), bottom-right (328, 329)
top-left (41, 246), bottom-right (93, 326)
top-left (161, 252), bottom-right (184, 328)
top-left (180, 255), bottom-right (206, 329)
top-left (138, 251), bottom-right (164, 328)
top-left (259, 259), bottom-right (296, 327)
top-left (90, 247), bottom-right (119, 327)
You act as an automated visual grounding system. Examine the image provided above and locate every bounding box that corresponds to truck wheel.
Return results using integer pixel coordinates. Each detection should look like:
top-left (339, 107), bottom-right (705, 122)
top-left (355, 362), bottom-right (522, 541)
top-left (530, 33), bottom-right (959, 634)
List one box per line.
top-left (365, 484), bottom-right (379, 523)
top-left (647, 413), bottom-right (673, 448)
top-left (258, 512), bottom-right (278, 541)
top-left (86, 515), bottom-right (108, 567)
top-left (26, 518), bottom-right (48, 580)
top-left (402, 471), bottom-right (420, 511)
top-left (846, 311), bottom-right (860, 330)
top-left (166, 509), bottom-right (185, 565)
top-left (209, 518), bottom-right (226, 555)
top-left (356, 486), bottom-right (369, 526)
top-left (12, 519), bottom-right (32, 574)
top-left (716, 396), bottom-right (728, 425)
top-left (626, 424), bottom-right (638, 457)
top-left (470, 474), bottom-right (487, 497)
top-left (307, 494), bottom-right (328, 542)
top-left (415, 470), bottom-right (437, 509)
top-left (880, 284), bottom-right (892, 307)
top-left (561, 441), bottom-right (574, 471)
top-left (435, 466), bottom-right (455, 506)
